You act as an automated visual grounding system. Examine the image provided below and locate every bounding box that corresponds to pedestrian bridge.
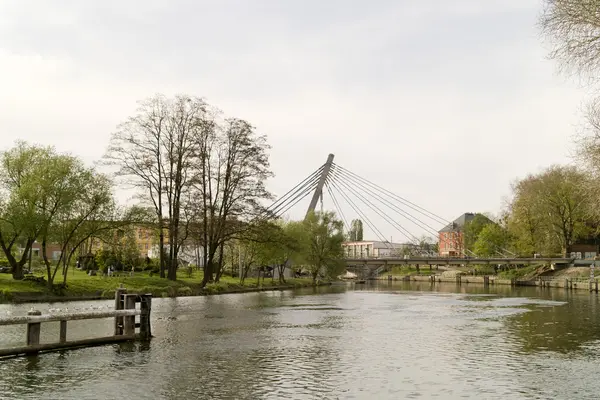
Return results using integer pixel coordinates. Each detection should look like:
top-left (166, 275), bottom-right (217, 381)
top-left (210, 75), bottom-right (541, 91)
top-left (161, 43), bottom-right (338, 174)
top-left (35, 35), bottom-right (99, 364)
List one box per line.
top-left (345, 256), bottom-right (577, 267)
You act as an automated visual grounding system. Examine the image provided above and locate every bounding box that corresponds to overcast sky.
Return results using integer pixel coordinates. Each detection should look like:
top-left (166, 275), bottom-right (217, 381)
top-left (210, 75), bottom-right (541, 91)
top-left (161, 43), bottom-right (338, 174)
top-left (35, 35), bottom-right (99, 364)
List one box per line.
top-left (0, 0), bottom-right (587, 243)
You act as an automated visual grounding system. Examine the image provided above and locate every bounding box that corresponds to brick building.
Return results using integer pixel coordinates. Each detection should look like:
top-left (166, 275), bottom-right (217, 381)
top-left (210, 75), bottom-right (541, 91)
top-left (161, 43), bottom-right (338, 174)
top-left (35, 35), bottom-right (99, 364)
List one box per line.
top-left (438, 213), bottom-right (476, 257)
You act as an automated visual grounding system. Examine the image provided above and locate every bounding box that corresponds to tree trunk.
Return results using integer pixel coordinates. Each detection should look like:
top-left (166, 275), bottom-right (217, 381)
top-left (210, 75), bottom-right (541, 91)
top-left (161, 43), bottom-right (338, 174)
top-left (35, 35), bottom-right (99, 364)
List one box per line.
top-left (159, 230), bottom-right (166, 278)
top-left (167, 257), bottom-right (178, 280)
top-left (214, 242), bottom-right (226, 283)
top-left (278, 264), bottom-right (286, 284)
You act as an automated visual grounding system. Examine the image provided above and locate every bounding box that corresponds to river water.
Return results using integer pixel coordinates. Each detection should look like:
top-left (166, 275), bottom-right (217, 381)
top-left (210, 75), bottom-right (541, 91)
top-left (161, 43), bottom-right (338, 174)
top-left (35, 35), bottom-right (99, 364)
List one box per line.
top-left (0, 281), bottom-right (599, 399)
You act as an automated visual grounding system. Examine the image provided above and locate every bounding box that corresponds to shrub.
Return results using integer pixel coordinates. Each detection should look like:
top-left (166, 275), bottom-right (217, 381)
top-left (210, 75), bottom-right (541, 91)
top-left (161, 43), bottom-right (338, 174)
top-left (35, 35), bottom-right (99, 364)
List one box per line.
top-left (177, 286), bottom-right (193, 296)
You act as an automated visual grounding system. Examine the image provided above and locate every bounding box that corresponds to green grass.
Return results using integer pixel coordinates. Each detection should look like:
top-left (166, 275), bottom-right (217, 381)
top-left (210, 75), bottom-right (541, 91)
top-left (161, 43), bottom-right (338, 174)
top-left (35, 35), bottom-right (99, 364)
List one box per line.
top-left (0, 269), bottom-right (315, 301)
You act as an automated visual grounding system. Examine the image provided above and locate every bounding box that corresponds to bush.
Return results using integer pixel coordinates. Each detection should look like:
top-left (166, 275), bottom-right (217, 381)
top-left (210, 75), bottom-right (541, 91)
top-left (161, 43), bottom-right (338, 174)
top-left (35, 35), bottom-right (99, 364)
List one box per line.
top-left (177, 286), bottom-right (193, 296)
top-left (0, 258), bottom-right (10, 268)
top-left (138, 286), bottom-right (165, 297)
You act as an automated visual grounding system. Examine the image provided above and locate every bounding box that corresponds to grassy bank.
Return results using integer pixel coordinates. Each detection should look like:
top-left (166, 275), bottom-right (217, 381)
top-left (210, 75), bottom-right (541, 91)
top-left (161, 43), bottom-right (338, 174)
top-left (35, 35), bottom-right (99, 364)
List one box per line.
top-left (0, 269), bottom-right (319, 303)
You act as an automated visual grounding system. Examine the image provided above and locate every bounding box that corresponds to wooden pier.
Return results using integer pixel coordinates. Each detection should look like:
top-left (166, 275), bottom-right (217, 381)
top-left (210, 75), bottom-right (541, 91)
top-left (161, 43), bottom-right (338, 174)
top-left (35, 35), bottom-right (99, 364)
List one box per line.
top-left (0, 288), bottom-right (152, 358)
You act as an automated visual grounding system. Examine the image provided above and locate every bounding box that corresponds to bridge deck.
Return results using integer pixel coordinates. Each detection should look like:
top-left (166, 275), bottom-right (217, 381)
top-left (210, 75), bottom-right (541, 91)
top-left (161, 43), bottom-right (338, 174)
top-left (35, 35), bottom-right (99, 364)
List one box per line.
top-left (345, 257), bottom-right (575, 266)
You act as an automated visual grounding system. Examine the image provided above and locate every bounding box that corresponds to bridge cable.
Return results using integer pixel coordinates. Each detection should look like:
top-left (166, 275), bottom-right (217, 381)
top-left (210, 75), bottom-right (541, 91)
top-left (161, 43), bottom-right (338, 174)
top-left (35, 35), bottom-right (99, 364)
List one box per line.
top-left (326, 183), bottom-right (351, 233)
top-left (332, 166), bottom-right (441, 238)
top-left (332, 163), bottom-right (449, 226)
top-left (328, 170), bottom-right (419, 244)
top-left (326, 178), bottom-right (392, 248)
top-left (266, 165), bottom-right (324, 216)
top-left (271, 177), bottom-right (321, 218)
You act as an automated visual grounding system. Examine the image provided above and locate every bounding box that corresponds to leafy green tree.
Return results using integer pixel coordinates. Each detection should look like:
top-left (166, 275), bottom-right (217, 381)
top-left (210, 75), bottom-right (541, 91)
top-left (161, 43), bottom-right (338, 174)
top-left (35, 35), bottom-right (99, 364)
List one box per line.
top-left (473, 224), bottom-right (512, 257)
top-left (507, 165), bottom-right (592, 256)
top-left (0, 142), bottom-right (71, 279)
top-left (464, 214), bottom-right (493, 252)
top-left (292, 211), bottom-right (345, 283)
top-left (38, 160), bottom-right (116, 287)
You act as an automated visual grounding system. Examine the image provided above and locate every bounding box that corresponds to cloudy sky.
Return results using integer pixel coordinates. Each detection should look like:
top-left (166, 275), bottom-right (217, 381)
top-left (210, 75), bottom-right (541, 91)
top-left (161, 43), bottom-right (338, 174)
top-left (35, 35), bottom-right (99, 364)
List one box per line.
top-left (0, 0), bottom-right (588, 242)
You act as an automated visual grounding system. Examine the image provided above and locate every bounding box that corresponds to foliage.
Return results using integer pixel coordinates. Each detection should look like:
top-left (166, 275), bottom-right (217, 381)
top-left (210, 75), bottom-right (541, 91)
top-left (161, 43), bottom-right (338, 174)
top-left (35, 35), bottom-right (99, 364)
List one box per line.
top-left (0, 142), bottom-right (57, 279)
top-left (463, 214), bottom-right (493, 252)
top-left (506, 165), bottom-right (593, 256)
top-left (292, 211), bottom-right (345, 283)
top-left (39, 162), bottom-right (118, 287)
top-left (473, 224), bottom-right (512, 257)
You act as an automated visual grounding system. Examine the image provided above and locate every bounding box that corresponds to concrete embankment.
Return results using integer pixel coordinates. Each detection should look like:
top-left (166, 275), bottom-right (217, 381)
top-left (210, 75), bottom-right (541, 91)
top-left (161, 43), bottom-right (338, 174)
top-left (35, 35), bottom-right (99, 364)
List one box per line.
top-left (374, 274), bottom-right (600, 292)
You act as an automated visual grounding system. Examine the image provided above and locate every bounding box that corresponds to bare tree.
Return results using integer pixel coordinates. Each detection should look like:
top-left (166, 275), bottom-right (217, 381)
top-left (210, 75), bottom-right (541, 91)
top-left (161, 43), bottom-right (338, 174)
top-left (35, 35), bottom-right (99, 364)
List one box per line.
top-left (105, 94), bottom-right (206, 280)
top-left (540, 0), bottom-right (600, 81)
top-left (193, 118), bottom-right (273, 287)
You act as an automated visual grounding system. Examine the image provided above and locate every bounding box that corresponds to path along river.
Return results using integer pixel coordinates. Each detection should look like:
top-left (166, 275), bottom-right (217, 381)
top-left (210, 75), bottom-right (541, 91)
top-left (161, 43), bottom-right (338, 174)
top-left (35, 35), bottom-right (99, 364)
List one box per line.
top-left (0, 281), bottom-right (600, 399)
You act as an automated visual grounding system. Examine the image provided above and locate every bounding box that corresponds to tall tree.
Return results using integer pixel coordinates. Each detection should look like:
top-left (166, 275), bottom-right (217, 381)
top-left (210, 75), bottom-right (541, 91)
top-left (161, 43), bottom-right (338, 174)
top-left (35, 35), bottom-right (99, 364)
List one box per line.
top-left (349, 219), bottom-right (364, 241)
top-left (105, 94), bottom-right (206, 280)
top-left (193, 118), bottom-right (273, 286)
top-left (540, 1), bottom-right (600, 194)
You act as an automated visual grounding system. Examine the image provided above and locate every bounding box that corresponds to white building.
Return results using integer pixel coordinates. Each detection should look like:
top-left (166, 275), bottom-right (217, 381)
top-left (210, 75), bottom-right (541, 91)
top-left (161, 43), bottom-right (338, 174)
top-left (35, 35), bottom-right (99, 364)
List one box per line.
top-left (342, 241), bottom-right (415, 258)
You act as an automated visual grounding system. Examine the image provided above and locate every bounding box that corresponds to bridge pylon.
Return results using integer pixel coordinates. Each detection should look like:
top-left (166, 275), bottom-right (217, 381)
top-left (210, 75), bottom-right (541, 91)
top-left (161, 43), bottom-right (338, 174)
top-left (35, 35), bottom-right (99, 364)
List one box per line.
top-left (305, 153), bottom-right (335, 219)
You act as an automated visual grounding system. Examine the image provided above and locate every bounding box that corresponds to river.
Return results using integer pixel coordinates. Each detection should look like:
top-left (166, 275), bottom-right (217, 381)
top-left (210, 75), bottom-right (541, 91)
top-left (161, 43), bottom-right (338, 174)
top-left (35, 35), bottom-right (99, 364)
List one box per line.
top-left (0, 281), bottom-right (599, 399)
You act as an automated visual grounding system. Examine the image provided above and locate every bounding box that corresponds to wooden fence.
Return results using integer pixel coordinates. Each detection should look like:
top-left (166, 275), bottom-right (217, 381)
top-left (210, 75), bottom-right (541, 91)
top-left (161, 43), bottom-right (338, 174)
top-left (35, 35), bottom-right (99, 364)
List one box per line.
top-left (0, 287), bottom-right (152, 358)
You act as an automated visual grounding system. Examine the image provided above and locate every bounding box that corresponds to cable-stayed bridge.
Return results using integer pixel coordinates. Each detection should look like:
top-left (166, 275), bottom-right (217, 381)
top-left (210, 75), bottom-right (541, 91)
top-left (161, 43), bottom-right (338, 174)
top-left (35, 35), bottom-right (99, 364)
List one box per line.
top-left (266, 154), bottom-right (447, 249)
top-left (265, 154), bottom-right (580, 275)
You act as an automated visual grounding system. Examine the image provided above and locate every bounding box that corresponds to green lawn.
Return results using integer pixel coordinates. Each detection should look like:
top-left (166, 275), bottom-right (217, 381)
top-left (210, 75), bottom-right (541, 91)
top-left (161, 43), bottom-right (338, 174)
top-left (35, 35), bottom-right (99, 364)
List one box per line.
top-left (0, 269), bottom-right (314, 301)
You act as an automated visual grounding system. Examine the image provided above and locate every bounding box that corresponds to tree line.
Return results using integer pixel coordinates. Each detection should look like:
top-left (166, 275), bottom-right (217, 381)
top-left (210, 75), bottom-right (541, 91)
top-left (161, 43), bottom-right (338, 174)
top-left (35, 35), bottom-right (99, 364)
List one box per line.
top-left (460, 165), bottom-right (595, 258)
top-left (0, 94), bottom-right (347, 287)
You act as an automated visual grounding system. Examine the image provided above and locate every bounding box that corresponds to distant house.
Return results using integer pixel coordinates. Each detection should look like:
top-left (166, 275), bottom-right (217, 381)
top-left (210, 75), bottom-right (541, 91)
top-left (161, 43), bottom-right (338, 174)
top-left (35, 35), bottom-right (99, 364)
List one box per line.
top-left (438, 213), bottom-right (493, 257)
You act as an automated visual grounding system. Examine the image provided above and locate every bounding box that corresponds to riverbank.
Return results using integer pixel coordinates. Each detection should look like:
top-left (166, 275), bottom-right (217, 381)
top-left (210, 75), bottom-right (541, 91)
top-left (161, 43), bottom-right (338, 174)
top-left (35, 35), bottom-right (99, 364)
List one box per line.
top-left (376, 265), bottom-right (598, 291)
top-left (0, 270), bottom-right (326, 303)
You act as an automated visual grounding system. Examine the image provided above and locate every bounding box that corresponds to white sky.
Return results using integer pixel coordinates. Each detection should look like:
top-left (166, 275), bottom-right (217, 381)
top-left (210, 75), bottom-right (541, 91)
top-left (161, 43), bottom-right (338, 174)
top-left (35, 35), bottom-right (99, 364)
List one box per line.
top-left (0, 0), bottom-right (588, 243)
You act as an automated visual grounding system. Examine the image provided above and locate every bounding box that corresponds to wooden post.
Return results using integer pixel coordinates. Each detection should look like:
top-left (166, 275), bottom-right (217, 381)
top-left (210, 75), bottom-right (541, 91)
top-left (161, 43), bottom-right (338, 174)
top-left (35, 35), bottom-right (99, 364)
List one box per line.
top-left (114, 287), bottom-right (127, 336)
top-left (26, 310), bottom-right (42, 346)
top-left (123, 294), bottom-right (137, 336)
top-left (139, 294), bottom-right (152, 340)
top-left (59, 320), bottom-right (67, 343)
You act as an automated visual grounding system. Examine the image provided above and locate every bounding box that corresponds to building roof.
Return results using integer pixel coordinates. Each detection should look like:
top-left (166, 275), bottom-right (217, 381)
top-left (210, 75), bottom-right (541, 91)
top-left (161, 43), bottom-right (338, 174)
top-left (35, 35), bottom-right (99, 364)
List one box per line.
top-left (439, 213), bottom-right (476, 233)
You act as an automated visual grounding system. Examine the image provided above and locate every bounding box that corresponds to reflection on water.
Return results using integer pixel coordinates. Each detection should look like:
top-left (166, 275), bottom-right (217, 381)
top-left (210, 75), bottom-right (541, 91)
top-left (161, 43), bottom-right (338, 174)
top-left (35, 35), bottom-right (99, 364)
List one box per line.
top-left (0, 282), bottom-right (599, 399)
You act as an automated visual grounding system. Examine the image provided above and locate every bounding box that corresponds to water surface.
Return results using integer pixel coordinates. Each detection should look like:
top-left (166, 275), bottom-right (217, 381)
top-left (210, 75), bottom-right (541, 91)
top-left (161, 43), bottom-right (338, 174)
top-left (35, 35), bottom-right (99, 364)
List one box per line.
top-left (0, 282), bottom-right (599, 399)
